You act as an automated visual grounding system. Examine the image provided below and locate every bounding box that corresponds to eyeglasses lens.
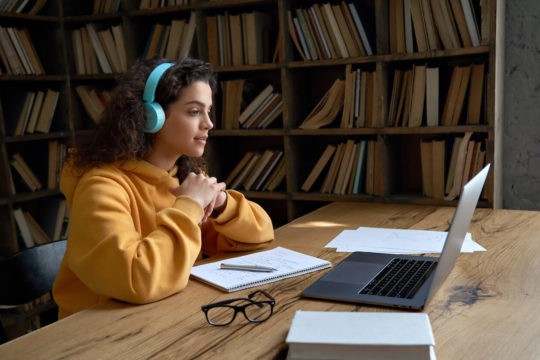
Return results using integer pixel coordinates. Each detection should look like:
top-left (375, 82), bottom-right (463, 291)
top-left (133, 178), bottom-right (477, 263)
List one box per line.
top-left (206, 306), bottom-right (236, 326)
top-left (244, 302), bottom-right (272, 322)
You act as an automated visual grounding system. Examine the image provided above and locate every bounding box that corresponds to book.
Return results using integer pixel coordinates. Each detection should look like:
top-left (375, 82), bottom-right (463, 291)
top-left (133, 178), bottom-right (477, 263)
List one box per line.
top-left (309, 4), bottom-right (334, 59)
top-left (253, 150), bottom-right (284, 191)
top-left (13, 208), bottom-right (35, 248)
top-left (11, 152), bottom-right (43, 191)
top-left (425, 66), bottom-right (439, 126)
top-left (75, 85), bottom-right (106, 124)
top-left (321, 142), bottom-right (345, 193)
top-left (287, 10), bottom-right (307, 60)
top-left (299, 79), bottom-right (345, 129)
top-left (295, 7), bottom-right (320, 60)
top-left (13, 91), bottom-right (35, 135)
top-left (286, 311), bottom-right (436, 360)
top-left (339, 1), bottom-right (365, 57)
top-left (97, 28), bottom-right (122, 73)
top-left (389, 0), bottom-right (405, 53)
top-left (238, 84), bottom-right (274, 125)
top-left (72, 29), bottom-right (85, 74)
top-left (229, 13), bottom-right (244, 65)
top-left (321, 3), bottom-right (348, 58)
top-left (410, 0), bottom-right (429, 52)
top-left (403, 0), bottom-right (414, 53)
top-left (7, 27), bottom-right (33, 74)
top-left (460, 0), bottom-right (480, 46)
top-left (0, 26), bottom-right (25, 75)
top-left (178, 11), bottom-right (197, 59)
top-left (80, 26), bottom-right (99, 74)
top-left (220, 79), bottom-right (245, 129)
top-left (451, 64), bottom-right (472, 125)
top-left (25, 89), bottom-right (45, 133)
top-left (347, 2), bottom-right (373, 55)
top-left (421, 0), bottom-right (441, 50)
top-left (432, 139), bottom-right (446, 199)
top-left (34, 88), bottom-right (59, 133)
top-left (24, 211), bottom-right (50, 245)
top-left (86, 23), bottom-right (113, 73)
top-left (351, 140), bottom-right (367, 194)
top-left (256, 96), bottom-right (283, 129)
top-left (466, 63), bottom-right (485, 124)
top-left (263, 157), bottom-right (286, 191)
top-left (243, 149), bottom-right (275, 190)
top-left (17, 27), bottom-right (44, 74)
top-left (206, 16), bottom-right (219, 65)
top-left (225, 151), bottom-right (255, 185)
top-left (333, 139), bottom-right (356, 194)
top-left (190, 247), bottom-right (332, 292)
top-left (28, 0), bottom-right (47, 14)
top-left (408, 64), bottom-right (427, 127)
top-left (445, 136), bottom-right (462, 194)
top-left (445, 131), bottom-right (472, 200)
top-left (301, 144), bottom-right (337, 192)
top-left (242, 92), bottom-right (279, 129)
top-left (340, 67), bottom-right (355, 128)
top-left (430, 0), bottom-right (461, 49)
top-left (449, 0), bottom-right (473, 47)
top-left (229, 151), bottom-right (261, 189)
top-left (244, 11), bottom-right (271, 64)
top-left (331, 4), bottom-right (360, 57)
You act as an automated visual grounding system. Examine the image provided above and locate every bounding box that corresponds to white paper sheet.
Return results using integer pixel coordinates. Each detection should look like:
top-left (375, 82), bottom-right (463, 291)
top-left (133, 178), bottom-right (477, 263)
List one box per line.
top-left (325, 227), bottom-right (486, 254)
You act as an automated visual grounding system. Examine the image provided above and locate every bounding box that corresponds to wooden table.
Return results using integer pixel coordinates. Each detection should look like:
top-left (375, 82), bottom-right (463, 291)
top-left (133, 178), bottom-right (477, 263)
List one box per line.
top-left (1, 202), bottom-right (539, 359)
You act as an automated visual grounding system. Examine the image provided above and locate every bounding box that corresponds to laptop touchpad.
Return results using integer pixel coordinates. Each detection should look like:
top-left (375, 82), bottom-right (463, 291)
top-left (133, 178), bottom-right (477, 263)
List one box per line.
top-left (323, 261), bottom-right (383, 285)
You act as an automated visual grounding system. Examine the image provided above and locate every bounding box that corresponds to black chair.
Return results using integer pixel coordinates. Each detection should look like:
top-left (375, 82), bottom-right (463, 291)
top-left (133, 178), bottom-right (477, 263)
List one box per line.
top-left (0, 240), bottom-right (66, 343)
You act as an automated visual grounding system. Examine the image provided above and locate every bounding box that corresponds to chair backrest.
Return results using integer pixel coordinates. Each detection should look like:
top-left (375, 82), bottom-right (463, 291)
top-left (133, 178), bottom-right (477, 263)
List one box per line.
top-left (0, 240), bottom-right (66, 306)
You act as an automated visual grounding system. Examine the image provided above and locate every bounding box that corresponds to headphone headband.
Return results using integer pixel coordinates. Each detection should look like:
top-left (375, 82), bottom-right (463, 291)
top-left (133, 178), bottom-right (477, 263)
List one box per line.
top-left (143, 62), bottom-right (174, 103)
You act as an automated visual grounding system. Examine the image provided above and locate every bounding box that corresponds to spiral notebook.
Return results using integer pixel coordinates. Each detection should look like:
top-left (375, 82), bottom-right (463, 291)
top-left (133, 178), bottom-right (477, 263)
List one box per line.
top-left (190, 247), bottom-right (332, 292)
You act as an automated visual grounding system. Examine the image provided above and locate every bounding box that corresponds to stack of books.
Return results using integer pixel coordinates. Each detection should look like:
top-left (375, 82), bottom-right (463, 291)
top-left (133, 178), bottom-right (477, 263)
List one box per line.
top-left (206, 11), bottom-right (272, 66)
top-left (72, 23), bottom-right (128, 74)
top-left (0, 25), bottom-right (45, 75)
top-left (288, 2), bottom-right (373, 61)
top-left (389, 0), bottom-right (482, 54)
top-left (143, 12), bottom-right (197, 61)
top-left (226, 149), bottom-right (285, 191)
top-left (286, 311), bottom-right (436, 360)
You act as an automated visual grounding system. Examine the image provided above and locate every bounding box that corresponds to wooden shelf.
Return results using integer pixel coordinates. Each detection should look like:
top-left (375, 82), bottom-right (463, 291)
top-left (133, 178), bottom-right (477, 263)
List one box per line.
top-left (0, 0), bottom-right (502, 255)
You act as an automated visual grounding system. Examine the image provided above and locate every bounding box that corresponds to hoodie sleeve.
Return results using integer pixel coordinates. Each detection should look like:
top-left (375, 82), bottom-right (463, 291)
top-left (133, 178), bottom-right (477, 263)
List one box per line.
top-left (65, 171), bottom-right (205, 304)
top-left (200, 190), bottom-right (274, 256)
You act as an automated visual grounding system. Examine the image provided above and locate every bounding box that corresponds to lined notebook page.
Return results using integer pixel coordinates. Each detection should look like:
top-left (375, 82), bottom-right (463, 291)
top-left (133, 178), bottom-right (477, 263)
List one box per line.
top-left (190, 247), bottom-right (332, 292)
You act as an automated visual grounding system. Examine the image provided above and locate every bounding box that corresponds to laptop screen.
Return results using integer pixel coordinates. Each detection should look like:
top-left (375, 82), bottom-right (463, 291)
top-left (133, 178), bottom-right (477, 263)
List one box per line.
top-left (425, 164), bottom-right (490, 301)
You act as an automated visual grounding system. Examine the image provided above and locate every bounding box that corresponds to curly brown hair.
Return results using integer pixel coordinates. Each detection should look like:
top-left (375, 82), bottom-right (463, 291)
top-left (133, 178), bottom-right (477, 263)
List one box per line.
top-left (71, 57), bottom-right (217, 181)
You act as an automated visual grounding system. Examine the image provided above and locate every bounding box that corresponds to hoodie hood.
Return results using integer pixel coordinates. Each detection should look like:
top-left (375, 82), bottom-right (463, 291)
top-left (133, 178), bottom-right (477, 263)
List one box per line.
top-left (60, 158), bottom-right (179, 211)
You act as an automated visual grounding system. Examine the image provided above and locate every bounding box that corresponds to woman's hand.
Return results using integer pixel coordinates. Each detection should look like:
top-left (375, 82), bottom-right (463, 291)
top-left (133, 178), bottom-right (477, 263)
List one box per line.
top-left (169, 172), bottom-right (226, 223)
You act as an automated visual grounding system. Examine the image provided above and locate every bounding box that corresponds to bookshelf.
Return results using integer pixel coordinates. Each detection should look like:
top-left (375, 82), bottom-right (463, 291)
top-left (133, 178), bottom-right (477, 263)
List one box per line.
top-left (0, 0), bottom-right (503, 257)
top-left (0, 1), bottom-right (70, 258)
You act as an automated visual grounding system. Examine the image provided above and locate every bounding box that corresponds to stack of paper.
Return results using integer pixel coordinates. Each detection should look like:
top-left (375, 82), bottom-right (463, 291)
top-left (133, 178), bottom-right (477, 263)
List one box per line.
top-left (325, 227), bottom-right (486, 253)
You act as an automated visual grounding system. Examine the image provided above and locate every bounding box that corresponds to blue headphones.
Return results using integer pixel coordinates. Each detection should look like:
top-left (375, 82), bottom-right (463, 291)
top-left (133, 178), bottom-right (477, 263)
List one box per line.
top-left (142, 62), bottom-right (174, 133)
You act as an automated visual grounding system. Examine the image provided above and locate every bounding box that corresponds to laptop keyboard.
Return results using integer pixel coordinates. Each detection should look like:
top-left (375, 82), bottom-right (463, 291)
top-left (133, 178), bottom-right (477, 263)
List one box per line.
top-left (359, 258), bottom-right (437, 299)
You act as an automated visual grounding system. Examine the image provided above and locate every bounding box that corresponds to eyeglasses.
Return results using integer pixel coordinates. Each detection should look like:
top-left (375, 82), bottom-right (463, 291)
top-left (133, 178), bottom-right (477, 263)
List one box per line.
top-left (201, 290), bottom-right (276, 326)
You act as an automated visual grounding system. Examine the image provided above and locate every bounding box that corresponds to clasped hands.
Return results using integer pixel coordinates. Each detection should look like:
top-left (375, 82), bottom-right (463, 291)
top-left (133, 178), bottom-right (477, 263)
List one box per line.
top-left (169, 172), bottom-right (227, 224)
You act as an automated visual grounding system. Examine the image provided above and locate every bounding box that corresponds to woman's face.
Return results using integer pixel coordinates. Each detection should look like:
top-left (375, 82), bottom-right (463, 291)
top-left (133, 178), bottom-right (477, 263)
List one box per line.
top-left (154, 80), bottom-right (214, 160)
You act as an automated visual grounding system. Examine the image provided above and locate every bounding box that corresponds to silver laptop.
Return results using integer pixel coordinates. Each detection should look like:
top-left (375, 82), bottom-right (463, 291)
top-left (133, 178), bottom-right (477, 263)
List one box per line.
top-left (302, 164), bottom-right (491, 310)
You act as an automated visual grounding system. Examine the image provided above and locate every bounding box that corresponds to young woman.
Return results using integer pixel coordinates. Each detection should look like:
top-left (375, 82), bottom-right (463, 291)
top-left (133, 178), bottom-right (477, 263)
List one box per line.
top-left (53, 57), bottom-right (274, 318)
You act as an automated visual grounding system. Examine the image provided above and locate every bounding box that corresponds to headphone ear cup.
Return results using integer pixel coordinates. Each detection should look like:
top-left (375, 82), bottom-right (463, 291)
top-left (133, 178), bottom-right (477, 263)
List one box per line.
top-left (143, 102), bottom-right (165, 133)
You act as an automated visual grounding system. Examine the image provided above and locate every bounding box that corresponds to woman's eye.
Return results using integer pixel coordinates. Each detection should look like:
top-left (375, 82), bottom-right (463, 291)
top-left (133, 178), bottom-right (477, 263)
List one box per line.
top-left (189, 109), bottom-right (201, 116)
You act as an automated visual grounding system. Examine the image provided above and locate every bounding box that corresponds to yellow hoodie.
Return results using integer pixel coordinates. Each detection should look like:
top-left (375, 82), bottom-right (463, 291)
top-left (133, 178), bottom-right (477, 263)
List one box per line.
top-left (52, 160), bottom-right (274, 318)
